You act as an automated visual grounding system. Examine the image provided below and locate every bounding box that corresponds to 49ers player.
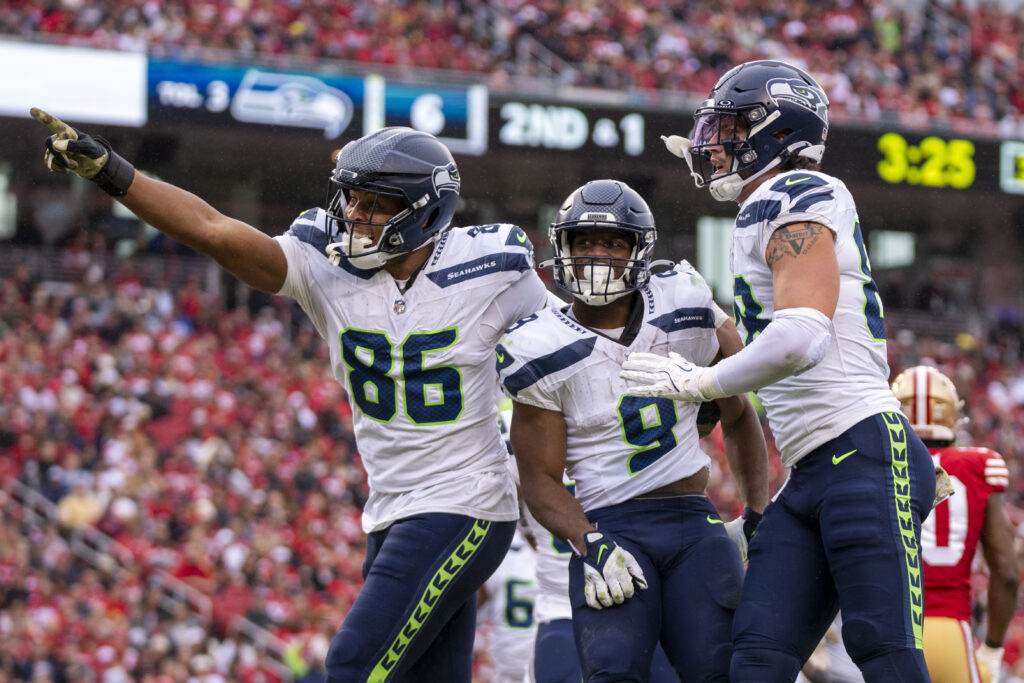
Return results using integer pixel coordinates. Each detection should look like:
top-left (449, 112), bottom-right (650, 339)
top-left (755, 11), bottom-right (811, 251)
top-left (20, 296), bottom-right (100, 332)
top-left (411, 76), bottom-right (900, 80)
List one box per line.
top-left (892, 366), bottom-right (1019, 683)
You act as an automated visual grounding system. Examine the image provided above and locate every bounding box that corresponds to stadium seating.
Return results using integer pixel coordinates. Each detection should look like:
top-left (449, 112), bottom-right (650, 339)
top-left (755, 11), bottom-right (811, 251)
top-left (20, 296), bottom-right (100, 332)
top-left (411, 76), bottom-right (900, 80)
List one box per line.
top-left (2, 0), bottom-right (1023, 131)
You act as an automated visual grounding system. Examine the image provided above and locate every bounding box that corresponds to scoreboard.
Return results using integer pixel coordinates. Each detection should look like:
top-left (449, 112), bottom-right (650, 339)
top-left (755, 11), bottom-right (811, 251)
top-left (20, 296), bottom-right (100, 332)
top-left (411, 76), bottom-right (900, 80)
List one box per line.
top-left (5, 42), bottom-right (1024, 256)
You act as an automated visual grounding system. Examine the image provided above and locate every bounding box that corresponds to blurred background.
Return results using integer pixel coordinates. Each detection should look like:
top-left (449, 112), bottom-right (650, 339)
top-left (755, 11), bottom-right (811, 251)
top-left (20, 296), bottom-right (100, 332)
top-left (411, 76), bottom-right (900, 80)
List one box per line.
top-left (3, 0), bottom-right (1024, 681)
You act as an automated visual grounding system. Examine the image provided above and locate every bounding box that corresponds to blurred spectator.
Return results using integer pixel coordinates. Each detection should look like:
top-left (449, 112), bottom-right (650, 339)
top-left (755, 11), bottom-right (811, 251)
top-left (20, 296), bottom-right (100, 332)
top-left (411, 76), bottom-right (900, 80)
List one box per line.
top-left (56, 480), bottom-right (105, 529)
top-left (4, 0), bottom-right (1024, 130)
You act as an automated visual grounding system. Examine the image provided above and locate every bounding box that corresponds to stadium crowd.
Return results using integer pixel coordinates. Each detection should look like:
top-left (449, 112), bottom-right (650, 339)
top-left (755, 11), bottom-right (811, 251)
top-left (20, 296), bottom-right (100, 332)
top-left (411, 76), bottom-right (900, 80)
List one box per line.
top-left (1, 227), bottom-right (1023, 680)
top-left (2, 0), bottom-right (1024, 133)
top-left (3, 1), bottom-right (1024, 679)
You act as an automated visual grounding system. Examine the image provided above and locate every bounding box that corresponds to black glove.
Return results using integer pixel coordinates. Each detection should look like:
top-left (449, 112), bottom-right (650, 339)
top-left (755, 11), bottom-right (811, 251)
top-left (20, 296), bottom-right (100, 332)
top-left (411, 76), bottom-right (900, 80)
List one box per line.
top-left (31, 107), bottom-right (135, 197)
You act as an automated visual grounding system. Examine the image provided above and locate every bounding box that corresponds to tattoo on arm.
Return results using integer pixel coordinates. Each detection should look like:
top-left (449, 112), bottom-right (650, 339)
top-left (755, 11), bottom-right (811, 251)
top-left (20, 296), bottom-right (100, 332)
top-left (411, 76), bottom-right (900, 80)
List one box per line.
top-left (766, 222), bottom-right (828, 268)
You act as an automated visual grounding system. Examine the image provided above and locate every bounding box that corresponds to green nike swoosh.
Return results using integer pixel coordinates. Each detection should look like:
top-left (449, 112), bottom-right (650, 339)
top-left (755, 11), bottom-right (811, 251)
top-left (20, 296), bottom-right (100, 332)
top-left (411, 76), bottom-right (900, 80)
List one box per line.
top-left (496, 352), bottom-right (505, 363)
top-left (516, 231), bottom-right (527, 243)
top-left (832, 449), bottom-right (857, 465)
top-left (596, 544), bottom-right (608, 564)
top-left (706, 515), bottom-right (724, 525)
top-left (785, 176), bottom-right (811, 185)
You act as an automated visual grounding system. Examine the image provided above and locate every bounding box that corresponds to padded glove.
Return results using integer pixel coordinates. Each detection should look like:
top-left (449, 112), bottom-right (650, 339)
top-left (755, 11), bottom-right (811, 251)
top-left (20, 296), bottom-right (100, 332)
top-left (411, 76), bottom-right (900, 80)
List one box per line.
top-left (724, 508), bottom-right (762, 563)
top-left (934, 465), bottom-right (955, 507)
top-left (620, 351), bottom-right (724, 402)
top-left (31, 107), bottom-right (135, 197)
top-left (578, 531), bottom-right (647, 610)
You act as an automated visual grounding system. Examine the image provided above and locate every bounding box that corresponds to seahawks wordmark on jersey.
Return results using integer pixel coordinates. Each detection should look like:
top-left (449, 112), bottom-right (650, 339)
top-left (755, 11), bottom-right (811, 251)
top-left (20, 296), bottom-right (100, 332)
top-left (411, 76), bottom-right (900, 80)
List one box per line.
top-left (730, 170), bottom-right (898, 465)
top-left (498, 270), bottom-right (720, 512)
top-left (275, 210), bottom-right (547, 532)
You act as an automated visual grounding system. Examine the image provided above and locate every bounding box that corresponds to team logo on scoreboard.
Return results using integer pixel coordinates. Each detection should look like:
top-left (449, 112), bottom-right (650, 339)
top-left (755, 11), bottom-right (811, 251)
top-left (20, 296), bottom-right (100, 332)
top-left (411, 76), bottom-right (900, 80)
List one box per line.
top-left (231, 69), bottom-right (354, 139)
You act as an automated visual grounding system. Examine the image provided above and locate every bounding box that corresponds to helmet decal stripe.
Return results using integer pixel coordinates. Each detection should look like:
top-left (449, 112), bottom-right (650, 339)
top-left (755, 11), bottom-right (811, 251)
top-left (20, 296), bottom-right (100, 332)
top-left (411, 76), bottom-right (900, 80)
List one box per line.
top-left (915, 366), bottom-right (929, 427)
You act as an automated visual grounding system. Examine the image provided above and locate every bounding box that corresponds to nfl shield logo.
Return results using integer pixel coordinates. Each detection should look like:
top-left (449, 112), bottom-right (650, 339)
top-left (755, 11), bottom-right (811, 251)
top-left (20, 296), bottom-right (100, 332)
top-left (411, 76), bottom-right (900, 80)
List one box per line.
top-left (393, 298), bottom-right (406, 314)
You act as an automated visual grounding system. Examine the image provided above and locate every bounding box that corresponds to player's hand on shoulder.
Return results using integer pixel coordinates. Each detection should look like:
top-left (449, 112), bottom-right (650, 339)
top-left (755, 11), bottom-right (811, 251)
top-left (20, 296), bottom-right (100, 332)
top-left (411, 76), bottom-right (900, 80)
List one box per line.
top-left (31, 107), bottom-right (135, 196)
top-left (578, 531), bottom-right (647, 609)
top-left (620, 351), bottom-right (725, 402)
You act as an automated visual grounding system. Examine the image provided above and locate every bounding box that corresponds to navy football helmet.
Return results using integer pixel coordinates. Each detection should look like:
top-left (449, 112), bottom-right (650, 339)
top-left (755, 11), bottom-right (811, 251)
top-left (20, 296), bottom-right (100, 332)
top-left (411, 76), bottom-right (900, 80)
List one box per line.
top-left (541, 179), bottom-right (662, 305)
top-left (325, 127), bottom-right (460, 269)
top-left (668, 60), bottom-right (829, 202)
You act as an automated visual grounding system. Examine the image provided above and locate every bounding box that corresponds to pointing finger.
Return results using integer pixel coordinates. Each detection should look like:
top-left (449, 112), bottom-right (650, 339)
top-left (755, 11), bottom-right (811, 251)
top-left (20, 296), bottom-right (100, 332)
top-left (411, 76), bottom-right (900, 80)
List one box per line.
top-left (30, 107), bottom-right (78, 140)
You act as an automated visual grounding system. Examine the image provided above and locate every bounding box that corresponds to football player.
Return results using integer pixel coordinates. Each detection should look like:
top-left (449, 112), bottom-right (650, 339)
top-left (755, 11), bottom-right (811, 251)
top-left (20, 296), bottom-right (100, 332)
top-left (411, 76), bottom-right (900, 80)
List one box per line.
top-left (499, 179), bottom-right (769, 681)
top-left (892, 366), bottom-right (1019, 683)
top-left (477, 525), bottom-right (539, 683)
top-left (622, 60), bottom-right (937, 681)
top-left (33, 111), bottom-right (550, 682)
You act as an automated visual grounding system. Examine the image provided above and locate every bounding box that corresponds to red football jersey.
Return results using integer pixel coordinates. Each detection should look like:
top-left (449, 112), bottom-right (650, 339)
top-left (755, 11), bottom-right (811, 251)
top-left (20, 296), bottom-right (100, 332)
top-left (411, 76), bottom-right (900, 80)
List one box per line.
top-left (922, 447), bottom-right (1009, 621)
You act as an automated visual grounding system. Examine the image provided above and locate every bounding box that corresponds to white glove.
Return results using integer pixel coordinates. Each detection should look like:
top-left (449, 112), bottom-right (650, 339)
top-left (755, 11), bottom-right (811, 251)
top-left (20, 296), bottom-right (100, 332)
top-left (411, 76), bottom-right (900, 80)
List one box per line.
top-left (723, 508), bottom-right (762, 564)
top-left (578, 531), bottom-right (647, 610)
top-left (620, 351), bottom-right (725, 402)
top-left (724, 518), bottom-right (749, 564)
top-left (976, 642), bottom-right (1004, 683)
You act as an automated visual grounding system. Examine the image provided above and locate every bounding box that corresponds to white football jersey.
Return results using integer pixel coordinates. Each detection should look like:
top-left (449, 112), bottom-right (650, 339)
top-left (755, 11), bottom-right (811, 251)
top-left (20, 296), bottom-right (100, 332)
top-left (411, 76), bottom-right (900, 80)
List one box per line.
top-left (275, 211), bottom-right (547, 532)
top-left (479, 528), bottom-right (538, 681)
top-left (730, 170), bottom-right (899, 466)
top-left (498, 271), bottom-right (720, 512)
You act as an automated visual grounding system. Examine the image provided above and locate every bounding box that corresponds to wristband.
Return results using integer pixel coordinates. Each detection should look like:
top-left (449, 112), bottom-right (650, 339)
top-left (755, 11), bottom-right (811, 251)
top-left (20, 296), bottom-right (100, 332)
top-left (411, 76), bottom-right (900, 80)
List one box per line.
top-left (92, 136), bottom-right (136, 197)
top-left (742, 507), bottom-right (762, 541)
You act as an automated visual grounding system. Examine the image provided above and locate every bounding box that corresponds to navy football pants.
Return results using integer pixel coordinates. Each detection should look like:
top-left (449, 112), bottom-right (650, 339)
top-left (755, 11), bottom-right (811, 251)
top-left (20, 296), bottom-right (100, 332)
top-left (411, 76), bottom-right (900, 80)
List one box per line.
top-left (568, 495), bottom-right (744, 682)
top-left (731, 412), bottom-right (935, 682)
top-left (325, 513), bottom-right (515, 682)
top-left (534, 619), bottom-right (680, 683)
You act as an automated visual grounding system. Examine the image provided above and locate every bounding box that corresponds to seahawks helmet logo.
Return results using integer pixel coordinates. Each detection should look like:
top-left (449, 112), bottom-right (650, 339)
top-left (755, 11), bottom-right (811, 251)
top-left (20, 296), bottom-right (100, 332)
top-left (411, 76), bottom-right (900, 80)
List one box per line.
top-left (767, 78), bottom-right (828, 121)
top-left (433, 163), bottom-right (461, 195)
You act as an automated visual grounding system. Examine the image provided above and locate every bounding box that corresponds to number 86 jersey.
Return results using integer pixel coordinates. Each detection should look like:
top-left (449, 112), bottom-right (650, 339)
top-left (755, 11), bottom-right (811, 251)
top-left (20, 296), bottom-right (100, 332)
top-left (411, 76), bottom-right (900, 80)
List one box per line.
top-left (730, 169), bottom-right (899, 465)
top-left (274, 210), bottom-right (547, 533)
top-left (497, 270), bottom-right (721, 512)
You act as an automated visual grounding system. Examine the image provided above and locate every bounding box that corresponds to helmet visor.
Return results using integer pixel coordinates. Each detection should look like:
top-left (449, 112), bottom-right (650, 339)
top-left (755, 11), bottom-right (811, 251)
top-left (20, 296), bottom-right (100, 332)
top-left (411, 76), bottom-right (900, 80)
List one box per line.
top-left (689, 112), bottom-right (749, 185)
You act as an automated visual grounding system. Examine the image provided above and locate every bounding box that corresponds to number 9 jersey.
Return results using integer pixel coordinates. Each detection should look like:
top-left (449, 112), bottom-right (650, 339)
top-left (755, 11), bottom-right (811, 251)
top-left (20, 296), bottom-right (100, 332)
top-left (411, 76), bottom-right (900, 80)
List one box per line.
top-left (730, 169), bottom-right (899, 465)
top-left (497, 269), bottom-right (721, 512)
top-left (274, 210), bottom-right (548, 533)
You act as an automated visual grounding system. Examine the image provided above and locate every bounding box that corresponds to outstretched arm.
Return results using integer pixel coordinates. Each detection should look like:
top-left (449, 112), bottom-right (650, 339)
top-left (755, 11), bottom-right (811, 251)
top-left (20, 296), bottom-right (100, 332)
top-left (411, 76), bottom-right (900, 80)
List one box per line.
top-left (120, 174), bottom-right (287, 293)
top-left (32, 108), bottom-right (287, 293)
top-left (621, 223), bottom-right (837, 402)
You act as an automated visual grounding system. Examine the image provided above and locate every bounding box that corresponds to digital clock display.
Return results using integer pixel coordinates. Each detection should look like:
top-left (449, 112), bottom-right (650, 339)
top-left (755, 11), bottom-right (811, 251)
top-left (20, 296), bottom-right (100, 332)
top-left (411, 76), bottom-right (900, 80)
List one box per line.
top-left (877, 133), bottom-right (976, 189)
top-left (999, 141), bottom-right (1024, 195)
